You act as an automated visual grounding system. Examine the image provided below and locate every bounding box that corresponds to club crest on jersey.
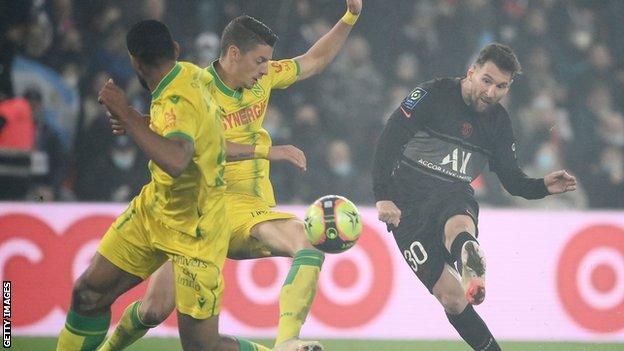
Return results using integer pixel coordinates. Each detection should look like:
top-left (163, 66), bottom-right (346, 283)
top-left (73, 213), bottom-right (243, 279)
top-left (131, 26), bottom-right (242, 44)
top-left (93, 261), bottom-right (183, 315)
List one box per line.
top-left (402, 87), bottom-right (428, 110)
top-left (250, 83), bottom-right (265, 98)
top-left (165, 108), bottom-right (177, 129)
top-left (460, 121), bottom-right (473, 138)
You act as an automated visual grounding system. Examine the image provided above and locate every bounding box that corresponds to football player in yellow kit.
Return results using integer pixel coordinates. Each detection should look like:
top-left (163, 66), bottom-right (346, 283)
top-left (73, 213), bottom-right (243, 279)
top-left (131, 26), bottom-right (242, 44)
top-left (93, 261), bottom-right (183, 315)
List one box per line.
top-left (56, 20), bottom-right (304, 351)
top-left (100, 1), bottom-right (363, 351)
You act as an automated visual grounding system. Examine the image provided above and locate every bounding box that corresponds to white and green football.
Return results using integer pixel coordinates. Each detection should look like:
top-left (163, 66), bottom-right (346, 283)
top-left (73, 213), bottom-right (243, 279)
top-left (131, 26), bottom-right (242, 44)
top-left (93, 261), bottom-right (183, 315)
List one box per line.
top-left (303, 195), bottom-right (362, 254)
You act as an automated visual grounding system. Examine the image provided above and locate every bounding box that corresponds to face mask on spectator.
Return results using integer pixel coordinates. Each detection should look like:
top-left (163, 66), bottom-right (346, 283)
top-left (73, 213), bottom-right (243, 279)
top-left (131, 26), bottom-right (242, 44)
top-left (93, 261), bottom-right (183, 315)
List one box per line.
top-left (112, 149), bottom-right (137, 170)
top-left (63, 72), bottom-right (79, 89)
top-left (333, 162), bottom-right (352, 176)
top-left (537, 152), bottom-right (555, 170)
top-left (602, 161), bottom-right (623, 177)
top-left (606, 134), bottom-right (624, 147)
top-left (570, 30), bottom-right (592, 51)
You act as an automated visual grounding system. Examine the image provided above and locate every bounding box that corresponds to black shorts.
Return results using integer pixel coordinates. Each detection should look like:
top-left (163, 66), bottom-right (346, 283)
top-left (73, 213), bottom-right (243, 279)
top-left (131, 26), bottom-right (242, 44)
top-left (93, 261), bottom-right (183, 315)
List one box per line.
top-left (390, 190), bottom-right (479, 293)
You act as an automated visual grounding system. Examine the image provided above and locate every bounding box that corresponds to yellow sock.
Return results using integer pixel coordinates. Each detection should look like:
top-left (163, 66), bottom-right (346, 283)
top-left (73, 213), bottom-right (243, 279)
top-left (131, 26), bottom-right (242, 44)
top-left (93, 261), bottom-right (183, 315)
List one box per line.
top-left (275, 249), bottom-right (324, 346)
top-left (237, 337), bottom-right (271, 351)
top-left (56, 309), bottom-right (110, 351)
top-left (98, 301), bottom-right (156, 351)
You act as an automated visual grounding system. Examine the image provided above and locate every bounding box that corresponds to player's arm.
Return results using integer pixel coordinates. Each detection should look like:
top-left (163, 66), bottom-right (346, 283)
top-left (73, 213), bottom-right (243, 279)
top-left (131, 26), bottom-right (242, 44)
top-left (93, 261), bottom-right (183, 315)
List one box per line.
top-left (373, 86), bottom-right (429, 203)
top-left (99, 79), bottom-right (193, 178)
top-left (107, 113), bottom-right (150, 135)
top-left (226, 142), bottom-right (306, 171)
top-left (491, 112), bottom-right (576, 198)
top-left (372, 109), bottom-right (413, 202)
top-left (372, 107), bottom-right (418, 227)
top-left (293, 0), bottom-right (362, 81)
top-left (374, 86), bottom-right (433, 226)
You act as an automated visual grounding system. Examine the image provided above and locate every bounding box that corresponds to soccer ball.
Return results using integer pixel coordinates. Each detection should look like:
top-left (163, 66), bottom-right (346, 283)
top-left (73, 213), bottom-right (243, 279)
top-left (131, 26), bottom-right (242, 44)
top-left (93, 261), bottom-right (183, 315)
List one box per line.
top-left (303, 195), bottom-right (362, 254)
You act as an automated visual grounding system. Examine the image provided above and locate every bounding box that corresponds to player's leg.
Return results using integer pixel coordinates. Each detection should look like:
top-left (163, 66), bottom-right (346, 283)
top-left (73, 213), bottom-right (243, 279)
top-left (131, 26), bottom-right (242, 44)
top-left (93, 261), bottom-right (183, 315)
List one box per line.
top-left (443, 214), bottom-right (486, 304)
top-left (251, 218), bottom-right (313, 256)
top-left (170, 214), bottom-right (272, 351)
top-left (57, 253), bottom-right (143, 351)
top-left (98, 262), bottom-right (176, 351)
top-left (62, 202), bottom-right (167, 351)
top-left (432, 264), bottom-right (500, 351)
top-left (250, 218), bottom-right (324, 350)
top-left (391, 207), bottom-right (499, 351)
top-left (100, 258), bottom-right (271, 351)
top-left (172, 260), bottom-right (272, 351)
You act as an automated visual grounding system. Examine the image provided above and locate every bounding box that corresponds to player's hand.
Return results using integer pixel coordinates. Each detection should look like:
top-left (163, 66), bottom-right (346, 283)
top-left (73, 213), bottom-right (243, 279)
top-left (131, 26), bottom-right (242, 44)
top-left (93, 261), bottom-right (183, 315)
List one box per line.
top-left (376, 200), bottom-right (401, 227)
top-left (346, 0), bottom-right (362, 15)
top-left (268, 145), bottom-right (307, 171)
top-left (544, 169), bottom-right (577, 194)
top-left (98, 79), bottom-right (131, 121)
top-left (107, 111), bottom-right (126, 135)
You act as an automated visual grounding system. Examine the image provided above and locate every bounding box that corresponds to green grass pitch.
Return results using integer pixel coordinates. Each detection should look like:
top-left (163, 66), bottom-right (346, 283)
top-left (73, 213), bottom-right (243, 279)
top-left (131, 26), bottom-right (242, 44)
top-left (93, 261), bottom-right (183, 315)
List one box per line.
top-left (11, 337), bottom-right (623, 351)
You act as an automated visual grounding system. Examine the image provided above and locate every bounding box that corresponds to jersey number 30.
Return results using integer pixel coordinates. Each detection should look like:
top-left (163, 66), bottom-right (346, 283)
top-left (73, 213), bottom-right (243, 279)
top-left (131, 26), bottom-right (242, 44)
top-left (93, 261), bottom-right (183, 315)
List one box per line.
top-left (404, 241), bottom-right (428, 272)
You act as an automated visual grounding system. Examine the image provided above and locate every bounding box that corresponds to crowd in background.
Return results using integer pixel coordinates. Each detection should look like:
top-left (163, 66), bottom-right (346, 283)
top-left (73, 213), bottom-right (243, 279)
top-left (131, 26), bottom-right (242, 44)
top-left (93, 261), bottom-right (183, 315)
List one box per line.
top-left (0, 0), bottom-right (623, 208)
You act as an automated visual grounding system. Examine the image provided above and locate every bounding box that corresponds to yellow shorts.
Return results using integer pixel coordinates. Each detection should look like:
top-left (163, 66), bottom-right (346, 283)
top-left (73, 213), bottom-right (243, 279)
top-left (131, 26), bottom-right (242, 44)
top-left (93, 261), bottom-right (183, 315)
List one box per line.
top-left (225, 192), bottom-right (296, 259)
top-left (98, 198), bottom-right (229, 319)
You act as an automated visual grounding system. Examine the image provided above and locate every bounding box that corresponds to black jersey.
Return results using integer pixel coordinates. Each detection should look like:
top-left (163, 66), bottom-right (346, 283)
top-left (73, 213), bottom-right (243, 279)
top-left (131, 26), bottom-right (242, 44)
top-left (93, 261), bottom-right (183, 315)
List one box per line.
top-left (373, 77), bottom-right (549, 202)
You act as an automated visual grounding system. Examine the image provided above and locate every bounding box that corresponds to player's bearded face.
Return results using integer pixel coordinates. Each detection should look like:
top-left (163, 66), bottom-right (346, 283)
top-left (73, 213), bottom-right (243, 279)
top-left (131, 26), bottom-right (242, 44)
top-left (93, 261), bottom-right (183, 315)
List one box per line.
top-left (129, 55), bottom-right (150, 91)
top-left (236, 44), bottom-right (274, 89)
top-left (469, 61), bottom-right (512, 113)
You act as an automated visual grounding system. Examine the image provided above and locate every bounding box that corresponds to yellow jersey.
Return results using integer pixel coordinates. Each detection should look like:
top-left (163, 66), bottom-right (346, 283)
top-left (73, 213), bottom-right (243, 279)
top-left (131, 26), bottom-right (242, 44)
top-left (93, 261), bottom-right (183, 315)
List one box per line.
top-left (205, 59), bottom-right (299, 206)
top-left (137, 61), bottom-right (226, 237)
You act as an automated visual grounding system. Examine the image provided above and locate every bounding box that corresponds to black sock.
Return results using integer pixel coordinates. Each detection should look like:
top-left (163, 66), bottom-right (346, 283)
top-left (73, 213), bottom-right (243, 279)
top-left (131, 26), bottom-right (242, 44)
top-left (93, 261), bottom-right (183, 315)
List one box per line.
top-left (447, 305), bottom-right (500, 351)
top-left (450, 231), bottom-right (478, 272)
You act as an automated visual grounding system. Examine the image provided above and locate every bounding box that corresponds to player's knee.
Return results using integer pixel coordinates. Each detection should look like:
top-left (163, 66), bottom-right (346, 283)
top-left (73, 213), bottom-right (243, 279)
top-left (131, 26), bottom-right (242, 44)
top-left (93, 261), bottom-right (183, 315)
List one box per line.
top-left (444, 218), bottom-right (476, 249)
top-left (140, 302), bottom-right (173, 325)
top-left (435, 291), bottom-right (466, 315)
top-left (445, 216), bottom-right (474, 236)
top-left (285, 220), bottom-right (315, 255)
top-left (141, 307), bottom-right (171, 325)
top-left (71, 280), bottom-right (109, 314)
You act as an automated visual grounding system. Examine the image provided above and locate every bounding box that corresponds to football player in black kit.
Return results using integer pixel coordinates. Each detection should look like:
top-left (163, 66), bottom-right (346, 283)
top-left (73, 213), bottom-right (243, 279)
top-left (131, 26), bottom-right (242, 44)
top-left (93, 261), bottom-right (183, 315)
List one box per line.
top-left (372, 43), bottom-right (577, 351)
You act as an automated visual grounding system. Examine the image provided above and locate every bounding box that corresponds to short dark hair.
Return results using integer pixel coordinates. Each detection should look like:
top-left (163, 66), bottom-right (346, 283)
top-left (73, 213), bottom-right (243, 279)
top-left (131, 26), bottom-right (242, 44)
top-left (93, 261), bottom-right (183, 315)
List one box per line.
top-left (475, 43), bottom-right (522, 79)
top-left (220, 15), bottom-right (278, 56)
top-left (126, 20), bottom-right (175, 66)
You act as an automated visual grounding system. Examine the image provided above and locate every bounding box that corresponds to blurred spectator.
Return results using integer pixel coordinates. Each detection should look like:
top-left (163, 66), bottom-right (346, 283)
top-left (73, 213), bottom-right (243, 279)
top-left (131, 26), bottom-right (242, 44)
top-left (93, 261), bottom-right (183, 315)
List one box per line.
top-left (513, 141), bottom-right (587, 209)
top-left (0, 98), bottom-right (34, 151)
top-left (569, 43), bottom-right (616, 109)
top-left (75, 135), bottom-right (149, 202)
top-left (0, 0), bottom-right (33, 100)
top-left (584, 146), bottom-right (624, 208)
top-left (315, 139), bottom-right (372, 204)
top-left (515, 91), bottom-right (572, 164)
top-left (90, 23), bottom-right (134, 88)
top-left (393, 52), bottom-right (422, 90)
top-left (399, 1), bottom-right (440, 77)
top-left (11, 56), bottom-right (79, 149)
top-left (288, 103), bottom-right (329, 203)
top-left (192, 31), bottom-right (220, 68)
top-left (318, 35), bottom-right (384, 167)
top-left (0, 97), bottom-right (34, 200)
top-left (23, 88), bottom-right (67, 200)
top-left (143, 0), bottom-right (166, 20)
top-left (567, 82), bottom-right (616, 179)
top-left (81, 71), bottom-right (111, 129)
